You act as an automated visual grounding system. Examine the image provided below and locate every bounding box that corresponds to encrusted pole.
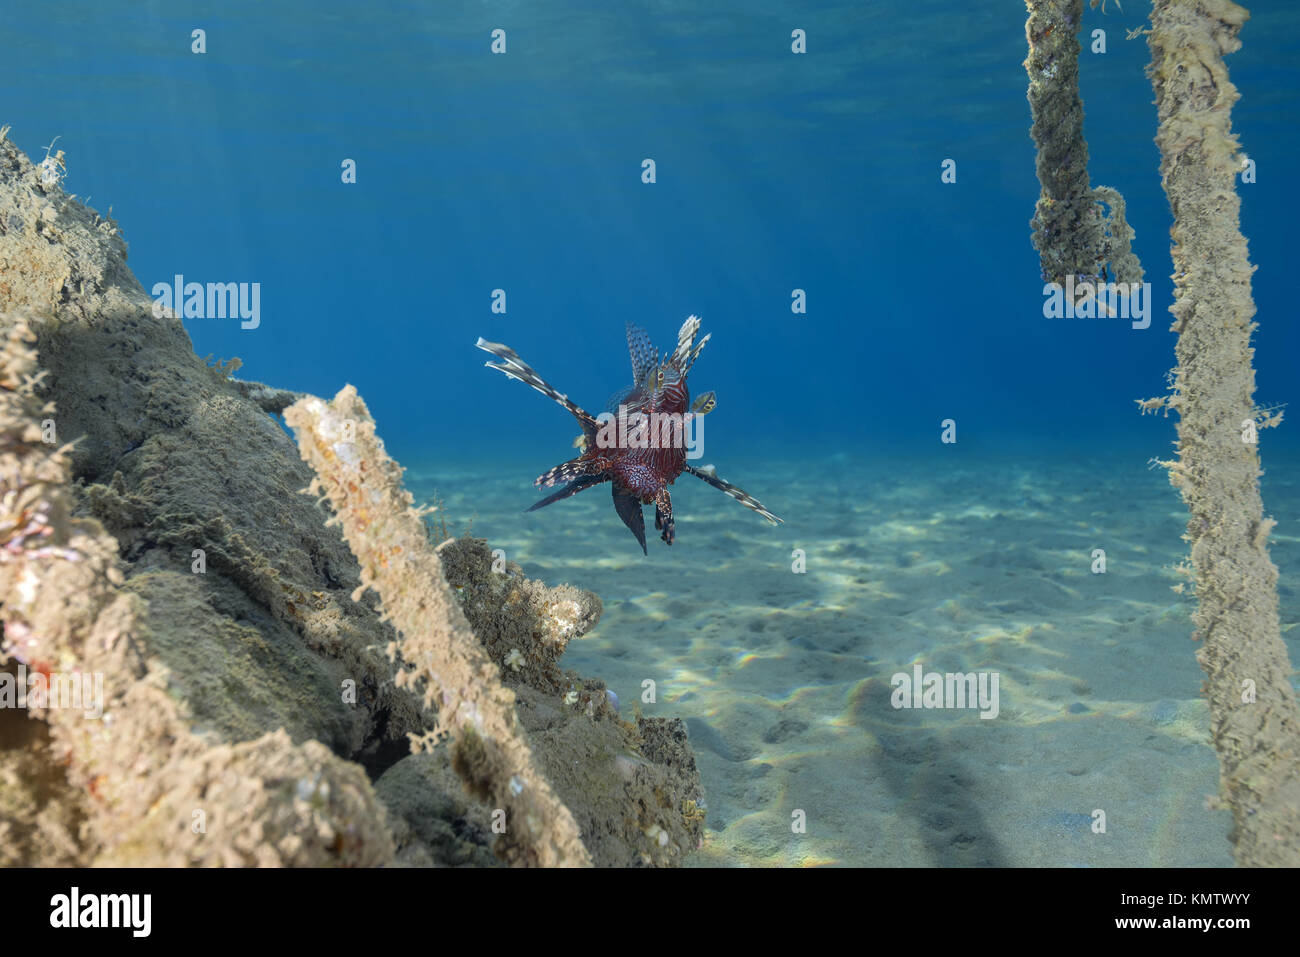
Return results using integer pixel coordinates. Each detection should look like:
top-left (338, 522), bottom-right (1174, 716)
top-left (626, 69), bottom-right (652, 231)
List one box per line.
top-left (1146, 0), bottom-right (1300, 866)
top-left (286, 386), bottom-right (592, 867)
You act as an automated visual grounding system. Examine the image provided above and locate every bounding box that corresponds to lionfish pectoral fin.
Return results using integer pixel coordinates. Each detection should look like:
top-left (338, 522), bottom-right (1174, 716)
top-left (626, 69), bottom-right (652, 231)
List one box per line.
top-left (684, 464), bottom-right (783, 526)
top-left (534, 456), bottom-right (592, 489)
top-left (653, 488), bottom-right (675, 545)
top-left (527, 474), bottom-right (607, 513)
top-left (476, 337), bottom-right (599, 432)
top-left (690, 391), bottom-right (716, 415)
top-left (612, 487), bottom-right (648, 555)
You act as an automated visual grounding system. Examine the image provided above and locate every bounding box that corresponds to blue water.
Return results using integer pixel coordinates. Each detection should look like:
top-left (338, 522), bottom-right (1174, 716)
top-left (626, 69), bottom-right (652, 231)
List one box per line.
top-left (5, 1), bottom-right (1295, 462)
top-left (7, 1), bottom-right (1298, 866)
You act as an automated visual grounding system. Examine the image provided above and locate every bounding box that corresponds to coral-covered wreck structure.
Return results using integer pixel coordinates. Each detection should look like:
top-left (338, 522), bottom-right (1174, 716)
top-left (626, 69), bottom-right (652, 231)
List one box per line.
top-left (0, 130), bottom-right (703, 867)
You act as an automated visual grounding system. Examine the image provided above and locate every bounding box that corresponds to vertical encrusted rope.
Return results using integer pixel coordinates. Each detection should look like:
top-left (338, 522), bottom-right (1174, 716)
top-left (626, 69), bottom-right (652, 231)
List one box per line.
top-left (1025, 0), bottom-right (1142, 285)
top-left (1148, 0), bottom-right (1300, 866)
top-left (285, 386), bottom-right (592, 867)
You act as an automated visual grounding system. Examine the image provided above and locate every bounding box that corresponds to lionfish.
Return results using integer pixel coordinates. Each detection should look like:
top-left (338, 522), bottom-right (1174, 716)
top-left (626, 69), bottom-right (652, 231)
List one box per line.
top-left (476, 317), bottom-right (782, 553)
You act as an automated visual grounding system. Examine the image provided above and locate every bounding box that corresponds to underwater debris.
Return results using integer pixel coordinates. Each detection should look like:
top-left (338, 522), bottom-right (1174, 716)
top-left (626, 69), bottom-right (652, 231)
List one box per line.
top-left (432, 535), bottom-right (704, 865)
top-left (1146, 0), bottom-right (1300, 866)
top-left (228, 376), bottom-right (306, 416)
top-left (0, 313), bottom-right (396, 866)
top-left (1, 130), bottom-right (704, 868)
top-left (286, 386), bottom-right (593, 867)
top-left (287, 389), bottom-right (705, 866)
top-left (435, 534), bottom-right (602, 695)
top-left (202, 353), bottom-right (243, 380)
top-left (36, 137), bottom-right (66, 192)
top-left (1024, 0), bottom-right (1143, 287)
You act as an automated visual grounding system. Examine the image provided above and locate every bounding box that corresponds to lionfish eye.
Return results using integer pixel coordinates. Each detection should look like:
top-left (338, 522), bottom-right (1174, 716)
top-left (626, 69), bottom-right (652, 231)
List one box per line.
top-left (654, 367), bottom-right (665, 390)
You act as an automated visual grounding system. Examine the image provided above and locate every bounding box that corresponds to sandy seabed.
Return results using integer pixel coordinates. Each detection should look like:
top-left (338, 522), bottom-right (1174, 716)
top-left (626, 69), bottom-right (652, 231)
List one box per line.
top-left (406, 446), bottom-right (1300, 867)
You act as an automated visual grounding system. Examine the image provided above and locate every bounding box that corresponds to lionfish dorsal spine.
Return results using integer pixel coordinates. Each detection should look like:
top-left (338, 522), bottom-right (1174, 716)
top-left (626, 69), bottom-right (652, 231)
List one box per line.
top-left (625, 321), bottom-right (658, 386)
top-left (669, 315), bottom-right (701, 370)
top-left (682, 333), bottom-right (710, 374)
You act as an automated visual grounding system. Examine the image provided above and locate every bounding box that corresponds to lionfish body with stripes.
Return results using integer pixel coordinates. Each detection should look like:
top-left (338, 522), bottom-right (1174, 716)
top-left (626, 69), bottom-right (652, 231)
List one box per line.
top-left (476, 317), bottom-right (782, 553)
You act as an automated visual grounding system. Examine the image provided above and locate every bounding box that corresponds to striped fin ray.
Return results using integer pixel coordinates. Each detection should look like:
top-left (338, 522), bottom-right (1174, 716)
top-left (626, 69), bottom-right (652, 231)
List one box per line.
top-left (669, 315), bottom-right (700, 370)
top-left (626, 322), bottom-right (657, 385)
top-left (684, 464), bottom-right (783, 526)
top-left (476, 337), bottom-right (598, 431)
top-left (527, 473), bottom-right (609, 512)
top-left (682, 332), bottom-right (711, 375)
top-left (534, 456), bottom-right (594, 489)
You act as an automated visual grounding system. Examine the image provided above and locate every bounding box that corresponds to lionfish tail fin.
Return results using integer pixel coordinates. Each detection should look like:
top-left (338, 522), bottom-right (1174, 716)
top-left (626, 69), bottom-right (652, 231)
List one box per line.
top-left (684, 464), bottom-right (783, 525)
top-left (476, 337), bottom-right (598, 431)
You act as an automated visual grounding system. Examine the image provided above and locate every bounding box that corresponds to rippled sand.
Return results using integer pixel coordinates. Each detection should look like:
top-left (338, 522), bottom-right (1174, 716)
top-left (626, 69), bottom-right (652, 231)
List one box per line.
top-left (405, 447), bottom-right (1299, 867)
